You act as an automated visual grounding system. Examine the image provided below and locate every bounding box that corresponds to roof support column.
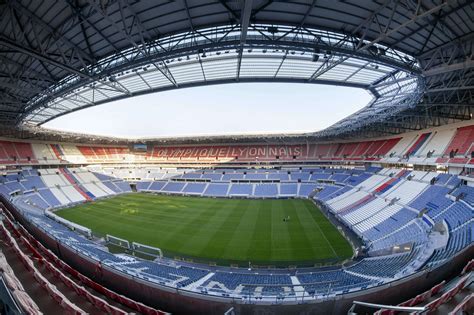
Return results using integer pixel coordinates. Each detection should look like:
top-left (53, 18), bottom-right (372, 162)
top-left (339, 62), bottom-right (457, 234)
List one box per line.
top-left (237, 0), bottom-right (253, 80)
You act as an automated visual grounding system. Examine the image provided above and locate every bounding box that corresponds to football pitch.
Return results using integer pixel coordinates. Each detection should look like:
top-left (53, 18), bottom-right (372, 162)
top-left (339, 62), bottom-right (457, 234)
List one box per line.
top-left (56, 193), bottom-right (353, 266)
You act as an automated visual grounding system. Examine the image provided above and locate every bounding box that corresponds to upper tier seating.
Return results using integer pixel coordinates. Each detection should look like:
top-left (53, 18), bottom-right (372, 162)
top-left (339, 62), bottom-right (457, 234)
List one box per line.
top-left (2, 122), bottom-right (474, 165)
top-left (418, 129), bottom-right (457, 157)
top-left (0, 141), bottom-right (36, 163)
top-left (443, 125), bottom-right (474, 156)
top-left (386, 133), bottom-right (419, 158)
top-left (406, 133), bottom-right (431, 156)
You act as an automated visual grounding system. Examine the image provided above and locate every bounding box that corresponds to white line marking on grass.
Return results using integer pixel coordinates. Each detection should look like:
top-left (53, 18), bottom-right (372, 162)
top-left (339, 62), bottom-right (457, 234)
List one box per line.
top-left (308, 205), bottom-right (339, 259)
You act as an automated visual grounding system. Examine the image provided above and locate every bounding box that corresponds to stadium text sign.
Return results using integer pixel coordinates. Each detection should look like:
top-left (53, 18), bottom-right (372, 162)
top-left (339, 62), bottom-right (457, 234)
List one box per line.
top-left (151, 145), bottom-right (305, 160)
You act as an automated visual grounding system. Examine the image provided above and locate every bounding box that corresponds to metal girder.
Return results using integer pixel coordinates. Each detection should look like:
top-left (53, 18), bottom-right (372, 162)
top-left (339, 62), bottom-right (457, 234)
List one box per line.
top-left (347, 0), bottom-right (449, 83)
top-left (0, 0), bottom-right (470, 140)
top-left (7, 1), bottom-right (94, 64)
top-left (16, 22), bottom-right (420, 127)
top-left (218, 0), bottom-right (240, 21)
top-left (0, 80), bottom-right (42, 93)
top-left (236, 1), bottom-right (253, 80)
top-left (423, 60), bottom-right (474, 77)
top-left (64, 0), bottom-right (124, 59)
top-left (240, 0), bottom-right (253, 44)
top-left (0, 35), bottom-right (91, 79)
top-left (427, 86), bottom-right (474, 93)
top-left (356, 1), bottom-right (447, 53)
top-left (308, 55), bottom-right (348, 82)
top-left (85, 0), bottom-right (178, 88)
top-left (395, 1), bottom-right (470, 54)
top-left (31, 76), bottom-right (369, 126)
top-left (419, 32), bottom-right (474, 73)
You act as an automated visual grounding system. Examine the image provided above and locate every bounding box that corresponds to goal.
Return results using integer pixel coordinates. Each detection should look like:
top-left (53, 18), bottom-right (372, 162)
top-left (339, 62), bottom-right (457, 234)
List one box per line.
top-left (105, 234), bottom-right (130, 249)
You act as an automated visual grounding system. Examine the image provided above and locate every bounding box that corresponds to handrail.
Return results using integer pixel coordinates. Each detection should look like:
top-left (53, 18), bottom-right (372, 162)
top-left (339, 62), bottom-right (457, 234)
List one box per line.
top-left (352, 300), bottom-right (426, 312)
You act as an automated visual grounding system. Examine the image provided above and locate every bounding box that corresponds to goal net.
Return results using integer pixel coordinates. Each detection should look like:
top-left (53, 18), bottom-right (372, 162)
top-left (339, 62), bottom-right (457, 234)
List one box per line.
top-left (132, 242), bottom-right (163, 259)
top-left (105, 234), bottom-right (130, 249)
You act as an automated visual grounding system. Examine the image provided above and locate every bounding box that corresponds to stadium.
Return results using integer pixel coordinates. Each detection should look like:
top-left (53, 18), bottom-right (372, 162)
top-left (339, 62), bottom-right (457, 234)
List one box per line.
top-left (0, 1), bottom-right (472, 314)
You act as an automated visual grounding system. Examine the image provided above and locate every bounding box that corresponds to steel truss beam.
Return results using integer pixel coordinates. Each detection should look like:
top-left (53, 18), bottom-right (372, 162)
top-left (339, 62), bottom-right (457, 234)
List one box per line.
top-left (19, 23), bottom-right (420, 126)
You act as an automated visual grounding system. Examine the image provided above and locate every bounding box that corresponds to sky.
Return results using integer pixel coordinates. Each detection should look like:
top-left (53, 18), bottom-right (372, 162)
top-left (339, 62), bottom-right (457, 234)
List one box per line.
top-left (44, 83), bottom-right (371, 138)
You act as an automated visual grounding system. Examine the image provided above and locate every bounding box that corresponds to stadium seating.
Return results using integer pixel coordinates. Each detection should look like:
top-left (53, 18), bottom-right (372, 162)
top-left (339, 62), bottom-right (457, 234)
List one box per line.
top-left (201, 272), bottom-right (294, 296)
top-left (409, 185), bottom-right (451, 210)
top-left (254, 184), bottom-right (278, 197)
top-left (161, 182), bottom-right (186, 193)
top-left (443, 125), bottom-right (474, 156)
top-left (136, 181), bottom-right (152, 191)
top-left (426, 224), bottom-right (471, 267)
top-left (368, 221), bottom-right (428, 252)
top-left (435, 202), bottom-right (471, 230)
top-left (279, 183), bottom-right (298, 196)
top-left (296, 270), bottom-right (375, 295)
top-left (298, 183), bottom-right (318, 197)
top-left (418, 129), bottom-right (457, 157)
top-left (1, 123), bottom-right (474, 166)
top-left (362, 208), bottom-right (417, 240)
top-left (381, 180), bottom-right (428, 205)
top-left (451, 185), bottom-right (474, 206)
top-left (182, 183), bottom-right (207, 194)
top-left (228, 184), bottom-right (253, 196)
top-left (203, 183), bottom-right (230, 197)
top-left (1, 162), bottom-right (472, 304)
top-left (347, 250), bottom-right (419, 278)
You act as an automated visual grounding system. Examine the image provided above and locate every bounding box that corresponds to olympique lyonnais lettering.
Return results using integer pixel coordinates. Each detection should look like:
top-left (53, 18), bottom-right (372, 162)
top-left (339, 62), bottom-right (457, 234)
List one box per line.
top-left (0, 137), bottom-right (410, 164)
top-left (150, 145), bottom-right (305, 159)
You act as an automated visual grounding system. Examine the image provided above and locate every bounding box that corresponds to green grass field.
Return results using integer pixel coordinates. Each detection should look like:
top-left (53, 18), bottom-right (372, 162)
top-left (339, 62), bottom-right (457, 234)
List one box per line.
top-left (56, 193), bottom-right (353, 266)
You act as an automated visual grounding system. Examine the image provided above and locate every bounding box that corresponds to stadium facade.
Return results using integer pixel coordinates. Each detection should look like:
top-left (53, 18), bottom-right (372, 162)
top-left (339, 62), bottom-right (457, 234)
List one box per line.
top-left (0, 1), bottom-right (472, 314)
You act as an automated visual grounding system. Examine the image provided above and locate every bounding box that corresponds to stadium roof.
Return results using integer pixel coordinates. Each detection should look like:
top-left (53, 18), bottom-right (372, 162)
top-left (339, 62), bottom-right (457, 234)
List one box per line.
top-left (0, 0), bottom-right (472, 142)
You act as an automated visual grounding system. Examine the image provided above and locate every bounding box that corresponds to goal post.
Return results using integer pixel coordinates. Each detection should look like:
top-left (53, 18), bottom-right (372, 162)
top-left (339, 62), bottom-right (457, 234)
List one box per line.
top-left (132, 242), bottom-right (163, 259)
top-left (105, 234), bottom-right (130, 249)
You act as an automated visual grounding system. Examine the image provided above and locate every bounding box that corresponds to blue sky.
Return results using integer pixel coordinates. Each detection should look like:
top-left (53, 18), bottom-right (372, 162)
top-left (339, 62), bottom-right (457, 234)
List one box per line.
top-left (44, 83), bottom-right (371, 138)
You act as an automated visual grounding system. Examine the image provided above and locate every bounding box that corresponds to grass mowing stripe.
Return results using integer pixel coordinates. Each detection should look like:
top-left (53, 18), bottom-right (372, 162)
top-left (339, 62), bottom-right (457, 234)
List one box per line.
top-left (197, 200), bottom-right (248, 258)
top-left (305, 201), bottom-right (345, 259)
top-left (56, 193), bottom-right (352, 266)
top-left (222, 200), bottom-right (259, 261)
